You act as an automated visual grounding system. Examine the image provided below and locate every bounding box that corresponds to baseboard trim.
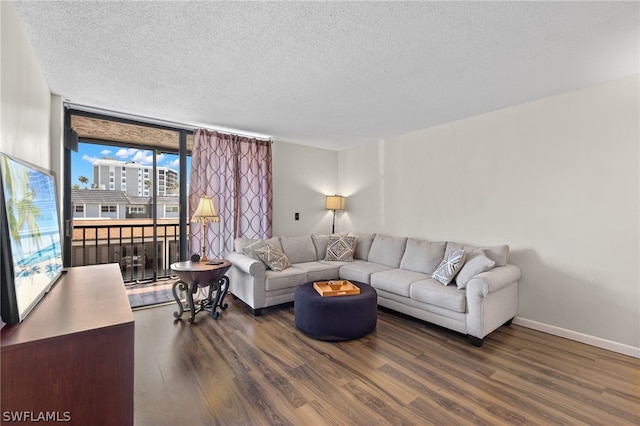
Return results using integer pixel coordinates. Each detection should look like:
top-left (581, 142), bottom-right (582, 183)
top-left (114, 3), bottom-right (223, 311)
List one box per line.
top-left (513, 316), bottom-right (640, 359)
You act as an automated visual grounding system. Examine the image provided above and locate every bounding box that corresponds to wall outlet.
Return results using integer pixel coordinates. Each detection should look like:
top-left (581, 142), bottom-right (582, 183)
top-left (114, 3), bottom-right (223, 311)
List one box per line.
top-left (295, 212), bottom-right (299, 220)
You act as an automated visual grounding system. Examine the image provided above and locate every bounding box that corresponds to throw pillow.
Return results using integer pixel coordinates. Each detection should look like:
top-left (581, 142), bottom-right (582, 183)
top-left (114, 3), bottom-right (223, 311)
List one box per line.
top-left (255, 245), bottom-right (291, 272)
top-left (324, 235), bottom-right (356, 261)
top-left (431, 249), bottom-right (467, 285)
top-left (242, 237), bottom-right (281, 261)
top-left (455, 253), bottom-right (495, 289)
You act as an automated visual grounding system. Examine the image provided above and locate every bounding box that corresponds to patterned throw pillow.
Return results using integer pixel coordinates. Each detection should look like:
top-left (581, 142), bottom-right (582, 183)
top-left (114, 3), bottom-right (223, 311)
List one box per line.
top-left (431, 249), bottom-right (467, 285)
top-left (255, 245), bottom-right (291, 272)
top-left (324, 236), bottom-right (356, 262)
top-left (242, 237), bottom-right (281, 261)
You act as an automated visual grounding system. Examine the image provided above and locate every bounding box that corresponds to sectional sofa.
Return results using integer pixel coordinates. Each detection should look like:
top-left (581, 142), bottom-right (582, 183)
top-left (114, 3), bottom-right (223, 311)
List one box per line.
top-left (224, 232), bottom-right (521, 346)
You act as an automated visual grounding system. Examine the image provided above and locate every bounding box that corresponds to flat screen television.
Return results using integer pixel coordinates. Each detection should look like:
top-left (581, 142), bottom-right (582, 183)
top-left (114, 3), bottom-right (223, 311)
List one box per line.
top-left (0, 152), bottom-right (64, 324)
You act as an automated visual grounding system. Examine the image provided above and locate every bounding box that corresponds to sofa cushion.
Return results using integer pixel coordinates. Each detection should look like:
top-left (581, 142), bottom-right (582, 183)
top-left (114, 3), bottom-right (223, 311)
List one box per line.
top-left (455, 252), bottom-right (495, 289)
top-left (292, 261), bottom-right (341, 282)
top-left (243, 237), bottom-right (282, 261)
top-left (370, 269), bottom-right (429, 297)
top-left (483, 245), bottom-right (509, 266)
top-left (280, 235), bottom-right (317, 264)
top-left (348, 232), bottom-right (376, 261)
top-left (410, 279), bottom-right (467, 313)
top-left (325, 235), bottom-right (356, 261)
top-left (432, 249), bottom-right (467, 285)
top-left (400, 238), bottom-right (446, 275)
top-left (339, 261), bottom-right (393, 284)
top-left (367, 235), bottom-right (408, 268)
top-left (264, 267), bottom-right (308, 291)
top-left (256, 245), bottom-right (291, 272)
top-left (311, 234), bottom-right (329, 260)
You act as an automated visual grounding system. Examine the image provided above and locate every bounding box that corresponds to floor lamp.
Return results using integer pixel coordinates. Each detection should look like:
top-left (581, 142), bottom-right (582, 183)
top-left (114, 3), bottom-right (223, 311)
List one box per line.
top-left (325, 195), bottom-right (345, 234)
top-left (191, 196), bottom-right (219, 262)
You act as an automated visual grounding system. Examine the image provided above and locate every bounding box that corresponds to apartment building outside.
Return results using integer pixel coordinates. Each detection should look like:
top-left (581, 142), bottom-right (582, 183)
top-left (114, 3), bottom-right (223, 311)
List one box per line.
top-left (92, 159), bottom-right (178, 197)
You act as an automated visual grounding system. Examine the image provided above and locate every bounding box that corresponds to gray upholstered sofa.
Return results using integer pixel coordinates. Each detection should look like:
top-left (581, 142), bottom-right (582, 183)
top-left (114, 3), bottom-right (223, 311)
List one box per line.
top-left (224, 232), bottom-right (521, 346)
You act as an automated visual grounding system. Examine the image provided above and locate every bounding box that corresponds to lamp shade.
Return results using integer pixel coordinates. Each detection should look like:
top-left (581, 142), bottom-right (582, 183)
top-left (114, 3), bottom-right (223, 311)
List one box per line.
top-left (191, 196), bottom-right (220, 223)
top-left (325, 195), bottom-right (345, 211)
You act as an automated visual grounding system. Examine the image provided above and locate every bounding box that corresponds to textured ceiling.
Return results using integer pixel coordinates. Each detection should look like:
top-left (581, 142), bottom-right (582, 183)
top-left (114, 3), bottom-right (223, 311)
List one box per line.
top-left (14, 1), bottom-right (640, 150)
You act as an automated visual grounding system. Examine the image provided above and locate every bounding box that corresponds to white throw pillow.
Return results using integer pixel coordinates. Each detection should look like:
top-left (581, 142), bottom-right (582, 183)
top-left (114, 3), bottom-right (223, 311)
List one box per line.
top-left (455, 253), bottom-right (496, 289)
top-left (432, 249), bottom-right (467, 285)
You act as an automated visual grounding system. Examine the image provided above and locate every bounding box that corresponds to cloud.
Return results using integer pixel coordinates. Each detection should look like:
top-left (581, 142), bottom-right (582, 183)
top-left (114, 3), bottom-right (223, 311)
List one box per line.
top-left (100, 149), bottom-right (111, 155)
top-left (131, 150), bottom-right (164, 164)
top-left (82, 154), bottom-right (99, 164)
top-left (115, 148), bottom-right (139, 159)
top-left (169, 158), bottom-right (180, 168)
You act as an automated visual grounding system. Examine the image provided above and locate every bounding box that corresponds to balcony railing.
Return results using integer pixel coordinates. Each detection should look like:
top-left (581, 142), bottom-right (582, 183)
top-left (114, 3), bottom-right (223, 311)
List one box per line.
top-left (71, 219), bottom-right (188, 284)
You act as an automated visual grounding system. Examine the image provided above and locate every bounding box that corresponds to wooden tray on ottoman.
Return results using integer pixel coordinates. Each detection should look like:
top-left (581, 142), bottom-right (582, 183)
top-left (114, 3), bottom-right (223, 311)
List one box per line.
top-left (313, 280), bottom-right (360, 297)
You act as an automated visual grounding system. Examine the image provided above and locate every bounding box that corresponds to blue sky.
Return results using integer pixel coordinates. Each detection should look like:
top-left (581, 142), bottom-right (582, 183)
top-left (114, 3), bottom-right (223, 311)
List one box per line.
top-left (72, 142), bottom-right (190, 188)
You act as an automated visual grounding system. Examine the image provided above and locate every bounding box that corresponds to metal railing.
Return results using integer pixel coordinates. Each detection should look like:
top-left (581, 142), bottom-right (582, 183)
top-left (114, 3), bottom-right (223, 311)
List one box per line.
top-left (71, 220), bottom-right (187, 284)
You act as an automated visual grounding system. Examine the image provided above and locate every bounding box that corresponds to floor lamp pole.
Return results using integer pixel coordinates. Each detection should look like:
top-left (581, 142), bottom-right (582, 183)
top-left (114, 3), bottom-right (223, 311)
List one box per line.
top-left (331, 209), bottom-right (336, 234)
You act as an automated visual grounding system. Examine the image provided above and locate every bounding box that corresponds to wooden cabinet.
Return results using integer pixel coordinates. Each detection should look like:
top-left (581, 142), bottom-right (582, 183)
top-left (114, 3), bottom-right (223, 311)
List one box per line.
top-left (1, 264), bottom-right (134, 425)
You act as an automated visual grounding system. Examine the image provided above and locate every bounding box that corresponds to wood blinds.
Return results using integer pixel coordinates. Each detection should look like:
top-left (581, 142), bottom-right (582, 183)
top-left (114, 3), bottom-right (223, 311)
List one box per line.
top-left (70, 114), bottom-right (194, 153)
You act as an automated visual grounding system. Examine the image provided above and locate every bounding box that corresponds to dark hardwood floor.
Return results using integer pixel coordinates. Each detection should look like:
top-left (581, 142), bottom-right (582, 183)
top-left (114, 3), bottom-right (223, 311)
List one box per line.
top-left (133, 297), bottom-right (639, 425)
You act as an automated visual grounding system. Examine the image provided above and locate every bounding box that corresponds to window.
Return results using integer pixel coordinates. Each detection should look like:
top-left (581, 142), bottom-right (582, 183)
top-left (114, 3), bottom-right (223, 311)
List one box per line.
top-left (101, 205), bottom-right (117, 213)
top-left (74, 205), bottom-right (84, 213)
top-left (165, 206), bottom-right (178, 213)
top-left (128, 206), bottom-right (145, 214)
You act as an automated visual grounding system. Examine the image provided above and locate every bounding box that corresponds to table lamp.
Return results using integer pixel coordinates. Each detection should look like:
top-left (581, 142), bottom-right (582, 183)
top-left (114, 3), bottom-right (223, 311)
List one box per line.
top-left (325, 195), bottom-right (345, 233)
top-left (191, 195), bottom-right (220, 262)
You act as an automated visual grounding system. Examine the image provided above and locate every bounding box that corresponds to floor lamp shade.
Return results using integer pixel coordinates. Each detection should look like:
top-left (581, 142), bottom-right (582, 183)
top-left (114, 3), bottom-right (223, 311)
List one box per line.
top-left (191, 196), bottom-right (220, 262)
top-left (325, 195), bottom-right (345, 211)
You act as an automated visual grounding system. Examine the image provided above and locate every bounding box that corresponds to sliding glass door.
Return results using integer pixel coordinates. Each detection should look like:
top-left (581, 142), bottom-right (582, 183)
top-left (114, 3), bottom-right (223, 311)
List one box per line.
top-left (68, 141), bottom-right (190, 283)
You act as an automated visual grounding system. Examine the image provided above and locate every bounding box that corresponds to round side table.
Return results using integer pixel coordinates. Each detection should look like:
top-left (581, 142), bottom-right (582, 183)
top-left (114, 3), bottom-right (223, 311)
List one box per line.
top-left (170, 260), bottom-right (231, 323)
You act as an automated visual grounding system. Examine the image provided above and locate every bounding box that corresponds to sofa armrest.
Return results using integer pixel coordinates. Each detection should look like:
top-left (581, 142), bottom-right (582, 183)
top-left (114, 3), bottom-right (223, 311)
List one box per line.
top-left (466, 264), bottom-right (522, 297)
top-left (225, 252), bottom-right (266, 276)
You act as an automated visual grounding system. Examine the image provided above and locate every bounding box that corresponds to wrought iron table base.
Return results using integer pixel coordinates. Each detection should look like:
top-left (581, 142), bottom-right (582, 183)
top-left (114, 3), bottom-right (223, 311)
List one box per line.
top-left (172, 276), bottom-right (230, 323)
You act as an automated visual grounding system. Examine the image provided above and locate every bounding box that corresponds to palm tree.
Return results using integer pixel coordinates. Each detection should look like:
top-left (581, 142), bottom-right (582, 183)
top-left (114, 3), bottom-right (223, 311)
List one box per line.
top-left (15, 189), bottom-right (42, 244)
top-left (167, 180), bottom-right (179, 196)
top-left (1, 157), bottom-right (41, 245)
top-left (78, 175), bottom-right (89, 188)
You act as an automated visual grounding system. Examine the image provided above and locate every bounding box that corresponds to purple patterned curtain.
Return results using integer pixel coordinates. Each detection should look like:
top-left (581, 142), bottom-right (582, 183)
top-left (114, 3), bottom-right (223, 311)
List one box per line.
top-left (189, 129), bottom-right (272, 258)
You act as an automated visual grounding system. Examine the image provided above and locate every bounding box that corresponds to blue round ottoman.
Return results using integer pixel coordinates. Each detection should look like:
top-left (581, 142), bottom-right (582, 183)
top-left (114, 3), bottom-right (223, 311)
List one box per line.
top-left (294, 281), bottom-right (377, 341)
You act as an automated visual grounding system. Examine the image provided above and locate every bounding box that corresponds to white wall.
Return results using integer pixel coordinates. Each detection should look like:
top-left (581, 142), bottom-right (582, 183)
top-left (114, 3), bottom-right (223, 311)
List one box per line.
top-left (339, 75), bottom-right (640, 350)
top-left (0, 1), bottom-right (52, 169)
top-left (272, 141), bottom-right (339, 236)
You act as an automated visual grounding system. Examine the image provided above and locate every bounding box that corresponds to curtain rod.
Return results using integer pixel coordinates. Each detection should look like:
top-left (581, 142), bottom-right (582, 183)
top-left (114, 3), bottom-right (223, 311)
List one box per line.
top-left (64, 102), bottom-right (272, 141)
